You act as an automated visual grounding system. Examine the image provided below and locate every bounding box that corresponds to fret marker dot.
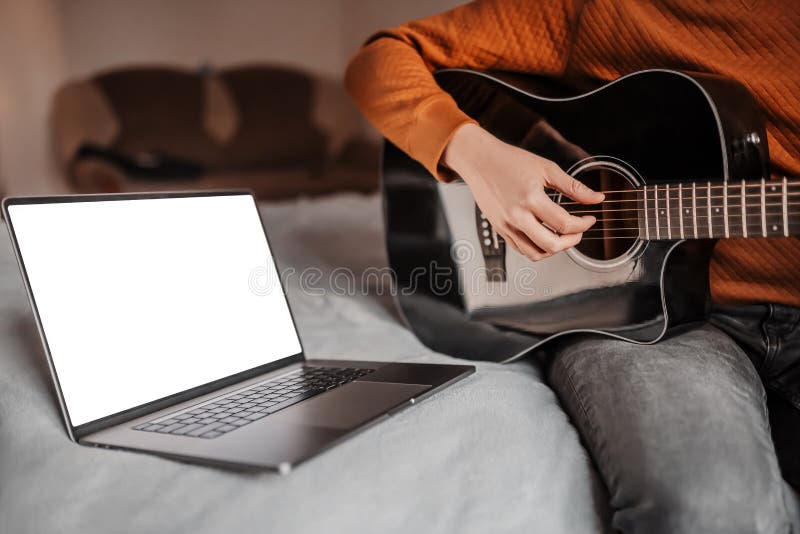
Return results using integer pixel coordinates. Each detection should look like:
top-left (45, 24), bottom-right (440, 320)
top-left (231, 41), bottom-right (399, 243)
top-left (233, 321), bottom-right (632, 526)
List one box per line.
top-left (773, 225), bottom-right (778, 232)
top-left (715, 208), bottom-right (720, 213)
top-left (483, 239), bottom-right (491, 246)
top-left (685, 209), bottom-right (690, 214)
top-left (771, 186), bottom-right (777, 192)
top-left (660, 210), bottom-right (665, 215)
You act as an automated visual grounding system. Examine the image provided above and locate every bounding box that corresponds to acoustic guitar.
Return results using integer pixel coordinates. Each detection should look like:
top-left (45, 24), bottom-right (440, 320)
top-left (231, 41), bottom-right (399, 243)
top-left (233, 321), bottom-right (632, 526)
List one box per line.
top-left (381, 69), bottom-right (797, 363)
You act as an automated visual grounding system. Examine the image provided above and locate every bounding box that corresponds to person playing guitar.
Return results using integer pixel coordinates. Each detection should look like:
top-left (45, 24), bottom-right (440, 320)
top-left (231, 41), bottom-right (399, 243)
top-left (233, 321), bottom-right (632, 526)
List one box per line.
top-left (346, 1), bottom-right (800, 532)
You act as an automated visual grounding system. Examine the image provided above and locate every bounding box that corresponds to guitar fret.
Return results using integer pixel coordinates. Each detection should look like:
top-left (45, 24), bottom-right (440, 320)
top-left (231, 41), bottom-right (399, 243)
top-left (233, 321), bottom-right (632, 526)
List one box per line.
top-left (678, 183), bottom-right (684, 239)
top-left (760, 178), bottom-right (767, 237)
top-left (665, 184), bottom-right (672, 239)
top-left (692, 182), bottom-right (698, 238)
top-left (643, 186), bottom-right (650, 240)
top-left (783, 176), bottom-right (789, 237)
top-left (654, 185), bottom-right (660, 240)
top-left (707, 182), bottom-right (713, 238)
top-left (740, 180), bottom-right (747, 238)
top-left (723, 181), bottom-right (730, 238)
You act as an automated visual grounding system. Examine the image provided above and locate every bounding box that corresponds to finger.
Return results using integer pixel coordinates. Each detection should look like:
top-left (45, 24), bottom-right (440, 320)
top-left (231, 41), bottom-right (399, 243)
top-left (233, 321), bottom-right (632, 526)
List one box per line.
top-left (530, 190), bottom-right (596, 234)
top-left (545, 167), bottom-right (604, 204)
top-left (499, 227), bottom-right (546, 261)
top-left (514, 211), bottom-right (583, 254)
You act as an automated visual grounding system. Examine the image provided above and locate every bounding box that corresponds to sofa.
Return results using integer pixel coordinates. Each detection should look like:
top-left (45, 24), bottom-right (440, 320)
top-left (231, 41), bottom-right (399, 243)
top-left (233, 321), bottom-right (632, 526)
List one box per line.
top-left (50, 64), bottom-right (378, 199)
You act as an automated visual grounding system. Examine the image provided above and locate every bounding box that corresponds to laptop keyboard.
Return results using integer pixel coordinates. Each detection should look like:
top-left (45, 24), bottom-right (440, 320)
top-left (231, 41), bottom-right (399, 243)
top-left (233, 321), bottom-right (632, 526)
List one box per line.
top-left (132, 366), bottom-right (374, 439)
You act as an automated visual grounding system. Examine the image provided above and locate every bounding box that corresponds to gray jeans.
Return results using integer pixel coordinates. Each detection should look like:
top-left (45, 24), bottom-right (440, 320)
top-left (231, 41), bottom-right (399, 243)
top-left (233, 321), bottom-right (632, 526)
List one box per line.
top-left (547, 303), bottom-right (800, 534)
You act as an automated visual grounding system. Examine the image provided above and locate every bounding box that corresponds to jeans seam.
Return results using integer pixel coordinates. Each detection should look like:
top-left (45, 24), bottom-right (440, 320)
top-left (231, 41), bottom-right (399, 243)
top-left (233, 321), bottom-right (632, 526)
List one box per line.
top-left (562, 366), bottom-right (617, 492)
top-left (753, 307), bottom-right (793, 534)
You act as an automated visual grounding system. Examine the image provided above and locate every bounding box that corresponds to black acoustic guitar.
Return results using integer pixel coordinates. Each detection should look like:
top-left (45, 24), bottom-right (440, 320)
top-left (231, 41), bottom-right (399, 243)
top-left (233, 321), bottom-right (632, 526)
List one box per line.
top-left (381, 69), bottom-right (796, 363)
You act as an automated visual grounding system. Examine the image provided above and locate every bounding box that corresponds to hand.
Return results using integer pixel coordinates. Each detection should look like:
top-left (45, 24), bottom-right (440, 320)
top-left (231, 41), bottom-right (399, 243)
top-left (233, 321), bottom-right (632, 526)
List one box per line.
top-left (442, 123), bottom-right (604, 261)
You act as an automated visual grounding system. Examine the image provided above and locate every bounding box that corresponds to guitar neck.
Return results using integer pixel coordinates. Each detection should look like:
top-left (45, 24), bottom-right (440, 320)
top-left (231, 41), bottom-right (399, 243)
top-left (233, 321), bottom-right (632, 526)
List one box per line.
top-left (637, 177), bottom-right (800, 241)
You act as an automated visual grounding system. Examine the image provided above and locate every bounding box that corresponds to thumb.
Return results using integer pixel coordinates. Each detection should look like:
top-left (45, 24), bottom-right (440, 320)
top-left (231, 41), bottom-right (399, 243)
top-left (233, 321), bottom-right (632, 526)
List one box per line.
top-left (546, 168), bottom-right (604, 204)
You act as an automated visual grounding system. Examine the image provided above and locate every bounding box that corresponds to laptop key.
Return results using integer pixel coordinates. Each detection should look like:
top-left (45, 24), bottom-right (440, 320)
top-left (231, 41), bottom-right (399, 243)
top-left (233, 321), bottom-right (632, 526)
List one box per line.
top-left (187, 423), bottom-right (223, 437)
top-left (230, 419), bottom-right (250, 426)
top-left (266, 390), bottom-right (323, 415)
top-left (200, 431), bottom-right (223, 439)
top-left (217, 425), bottom-right (237, 433)
top-left (173, 423), bottom-right (203, 435)
top-left (159, 423), bottom-right (186, 434)
top-left (219, 416), bottom-right (240, 424)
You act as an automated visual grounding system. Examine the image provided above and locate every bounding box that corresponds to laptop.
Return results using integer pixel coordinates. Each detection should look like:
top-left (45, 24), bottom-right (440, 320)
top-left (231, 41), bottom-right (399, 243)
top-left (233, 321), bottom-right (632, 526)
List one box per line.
top-left (2, 191), bottom-right (474, 472)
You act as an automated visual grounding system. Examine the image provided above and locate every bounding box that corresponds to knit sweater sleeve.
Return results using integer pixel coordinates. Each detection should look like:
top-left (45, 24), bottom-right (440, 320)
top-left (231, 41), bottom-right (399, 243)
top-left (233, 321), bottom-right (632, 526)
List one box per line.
top-left (344, 0), bottom-right (580, 180)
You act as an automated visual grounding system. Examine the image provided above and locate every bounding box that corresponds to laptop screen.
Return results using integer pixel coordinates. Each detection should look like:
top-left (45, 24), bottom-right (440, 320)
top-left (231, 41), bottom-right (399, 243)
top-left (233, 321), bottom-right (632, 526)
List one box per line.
top-left (5, 193), bottom-right (302, 427)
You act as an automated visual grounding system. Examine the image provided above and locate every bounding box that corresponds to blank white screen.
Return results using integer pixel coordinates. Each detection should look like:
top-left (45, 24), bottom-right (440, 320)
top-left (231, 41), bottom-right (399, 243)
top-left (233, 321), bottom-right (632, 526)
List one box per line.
top-left (7, 194), bottom-right (302, 426)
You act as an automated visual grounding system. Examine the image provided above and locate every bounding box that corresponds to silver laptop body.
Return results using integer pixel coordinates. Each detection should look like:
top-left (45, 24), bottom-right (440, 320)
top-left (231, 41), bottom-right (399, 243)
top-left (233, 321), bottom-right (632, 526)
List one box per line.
top-left (2, 191), bottom-right (473, 472)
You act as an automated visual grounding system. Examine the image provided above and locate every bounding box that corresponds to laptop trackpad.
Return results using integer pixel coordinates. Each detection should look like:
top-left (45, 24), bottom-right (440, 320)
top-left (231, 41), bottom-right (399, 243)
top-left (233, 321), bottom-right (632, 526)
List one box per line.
top-left (270, 381), bottom-right (429, 429)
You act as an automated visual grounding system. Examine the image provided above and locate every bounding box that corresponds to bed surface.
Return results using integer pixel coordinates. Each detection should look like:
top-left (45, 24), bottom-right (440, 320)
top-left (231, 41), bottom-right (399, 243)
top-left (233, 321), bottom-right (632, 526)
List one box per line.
top-left (0, 193), bottom-right (609, 533)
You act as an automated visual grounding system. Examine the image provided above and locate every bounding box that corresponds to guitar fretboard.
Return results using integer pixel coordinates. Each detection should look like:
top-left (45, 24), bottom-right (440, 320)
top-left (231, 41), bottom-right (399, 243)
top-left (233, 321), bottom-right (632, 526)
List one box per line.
top-left (637, 177), bottom-right (800, 241)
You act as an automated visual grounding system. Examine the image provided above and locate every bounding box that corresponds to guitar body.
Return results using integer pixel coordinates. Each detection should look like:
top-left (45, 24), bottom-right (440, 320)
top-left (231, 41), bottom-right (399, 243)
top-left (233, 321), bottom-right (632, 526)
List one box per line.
top-left (381, 69), bottom-right (770, 362)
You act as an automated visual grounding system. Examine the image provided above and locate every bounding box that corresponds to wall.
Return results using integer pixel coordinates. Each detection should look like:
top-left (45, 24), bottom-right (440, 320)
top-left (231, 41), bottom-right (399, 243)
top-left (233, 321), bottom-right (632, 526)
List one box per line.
top-left (0, 0), bottom-right (70, 195)
top-left (340, 0), bottom-right (463, 56)
top-left (340, 0), bottom-right (464, 138)
top-left (0, 0), bottom-right (463, 195)
top-left (60, 0), bottom-right (347, 79)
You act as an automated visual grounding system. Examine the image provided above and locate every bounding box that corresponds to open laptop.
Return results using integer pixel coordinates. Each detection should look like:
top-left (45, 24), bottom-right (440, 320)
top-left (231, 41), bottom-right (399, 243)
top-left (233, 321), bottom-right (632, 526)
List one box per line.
top-left (2, 191), bottom-right (474, 472)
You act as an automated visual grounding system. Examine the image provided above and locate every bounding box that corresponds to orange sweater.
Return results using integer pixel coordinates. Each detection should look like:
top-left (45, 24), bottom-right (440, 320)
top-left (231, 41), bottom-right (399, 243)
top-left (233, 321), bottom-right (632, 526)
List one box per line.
top-left (346, 0), bottom-right (800, 306)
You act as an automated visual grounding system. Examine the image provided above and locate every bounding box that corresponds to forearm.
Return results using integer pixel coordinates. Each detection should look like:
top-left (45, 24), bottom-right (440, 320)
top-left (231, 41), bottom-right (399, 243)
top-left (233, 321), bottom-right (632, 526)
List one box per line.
top-left (346, 0), bottom-right (576, 181)
top-left (345, 36), bottom-right (474, 180)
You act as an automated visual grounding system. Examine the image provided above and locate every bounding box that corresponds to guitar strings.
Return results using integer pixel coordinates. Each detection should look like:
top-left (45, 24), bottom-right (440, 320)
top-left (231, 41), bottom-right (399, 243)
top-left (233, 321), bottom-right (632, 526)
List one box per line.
top-left (484, 185), bottom-right (800, 241)
top-left (556, 191), bottom-right (800, 206)
top-left (578, 225), bottom-right (791, 233)
top-left (564, 229), bottom-right (798, 240)
top-left (524, 213), bottom-right (800, 239)
top-left (576, 220), bottom-right (800, 236)
top-left (562, 201), bottom-right (800, 215)
top-left (576, 214), bottom-right (800, 223)
top-left (572, 210), bottom-right (800, 221)
top-left (553, 182), bottom-right (800, 196)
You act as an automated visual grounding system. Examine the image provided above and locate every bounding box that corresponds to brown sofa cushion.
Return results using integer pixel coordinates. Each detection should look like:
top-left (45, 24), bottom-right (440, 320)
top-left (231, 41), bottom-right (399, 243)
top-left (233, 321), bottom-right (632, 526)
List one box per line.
top-left (216, 66), bottom-right (326, 169)
top-left (94, 68), bottom-right (223, 167)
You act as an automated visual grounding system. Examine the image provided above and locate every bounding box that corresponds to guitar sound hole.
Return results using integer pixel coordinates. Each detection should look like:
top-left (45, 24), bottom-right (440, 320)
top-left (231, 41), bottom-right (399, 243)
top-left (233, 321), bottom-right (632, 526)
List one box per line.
top-left (559, 167), bottom-right (640, 261)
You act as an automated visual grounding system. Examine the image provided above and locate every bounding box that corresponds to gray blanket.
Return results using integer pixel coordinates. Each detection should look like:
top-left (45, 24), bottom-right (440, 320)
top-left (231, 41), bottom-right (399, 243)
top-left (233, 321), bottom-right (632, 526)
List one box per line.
top-left (0, 193), bottom-right (609, 533)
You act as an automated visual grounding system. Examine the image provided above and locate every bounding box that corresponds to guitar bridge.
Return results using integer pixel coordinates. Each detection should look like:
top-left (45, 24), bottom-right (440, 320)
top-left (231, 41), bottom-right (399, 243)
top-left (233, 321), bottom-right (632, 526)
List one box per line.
top-left (475, 206), bottom-right (506, 282)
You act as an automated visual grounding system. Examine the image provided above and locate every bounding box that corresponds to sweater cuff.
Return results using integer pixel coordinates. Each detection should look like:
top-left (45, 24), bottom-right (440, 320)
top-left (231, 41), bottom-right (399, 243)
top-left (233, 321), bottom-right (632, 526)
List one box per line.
top-left (407, 94), bottom-right (477, 182)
